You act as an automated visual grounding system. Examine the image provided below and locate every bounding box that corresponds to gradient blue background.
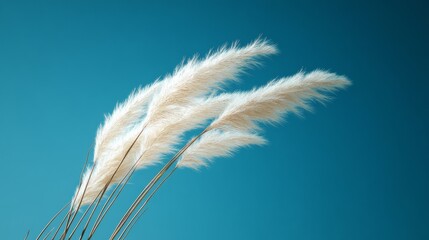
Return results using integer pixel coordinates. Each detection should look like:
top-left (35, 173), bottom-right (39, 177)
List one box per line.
top-left (1, 0), bottom-right (428, 239)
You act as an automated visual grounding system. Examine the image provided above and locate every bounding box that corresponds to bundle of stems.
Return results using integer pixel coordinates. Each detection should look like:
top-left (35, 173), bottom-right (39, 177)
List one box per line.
top-left (33, 39), bottom-right (350, 240)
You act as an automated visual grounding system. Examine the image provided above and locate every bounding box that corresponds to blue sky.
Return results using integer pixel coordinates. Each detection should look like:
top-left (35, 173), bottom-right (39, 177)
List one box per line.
top-left (0, 0), bottom-right (428, 239)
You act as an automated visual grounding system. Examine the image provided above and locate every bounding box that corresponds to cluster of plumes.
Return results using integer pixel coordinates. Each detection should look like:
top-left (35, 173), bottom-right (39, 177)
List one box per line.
top-left (71, 39), bottom-right (350, 216)
top-left (27, 39), bottom-right (352, 240)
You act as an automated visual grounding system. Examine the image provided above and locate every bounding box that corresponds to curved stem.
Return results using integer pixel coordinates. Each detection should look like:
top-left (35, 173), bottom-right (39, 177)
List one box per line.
top-left (87, 164), bottom-right (138, 239)
top-left (118, 167), bottom-right (178, 240)
top-left (24, 230), bottom-right (30, 240)
top-left (42, 228), bottom-right (55, 240)
top-left (50, 207), bottom-right (69, 240)
top-left (78, 124), bottom-right (148, 239)
top-left (62, 143), bottom-right (95, 238)
top-left (35, 201), bottom-right (70, 240)
top-left (110, 129), bottom-right (208, 239)
top-left (66, 188), bottom-right (104, 240)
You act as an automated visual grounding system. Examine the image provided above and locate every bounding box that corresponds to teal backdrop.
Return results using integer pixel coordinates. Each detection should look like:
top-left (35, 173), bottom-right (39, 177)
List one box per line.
top-left (0, 0), bottom-right (428, 239)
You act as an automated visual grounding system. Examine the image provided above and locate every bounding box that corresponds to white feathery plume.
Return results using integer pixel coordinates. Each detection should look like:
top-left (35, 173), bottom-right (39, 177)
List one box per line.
top-left (93, 81), bottom-right (162, 162)
top-left (134, 93), bottom-right (234, 168)
top-left (142, 39), bottom-right (277, 125)
top-left (177, 130), bottom-right (266, 170)
top-left (208, 70), bottom-right (351, 131)
top-left (128, 39), bottom-right (276, 166)
top-left (72, 40), bottom-right (276, 209)
top-left (100, 39), bottom-right (276, 167)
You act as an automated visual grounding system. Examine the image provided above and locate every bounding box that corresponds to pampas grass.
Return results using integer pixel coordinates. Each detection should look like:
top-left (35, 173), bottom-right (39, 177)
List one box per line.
top-left (72, 39), bottom-right (276, 210)
top-left (34, 39), bottom-right (350, 240)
